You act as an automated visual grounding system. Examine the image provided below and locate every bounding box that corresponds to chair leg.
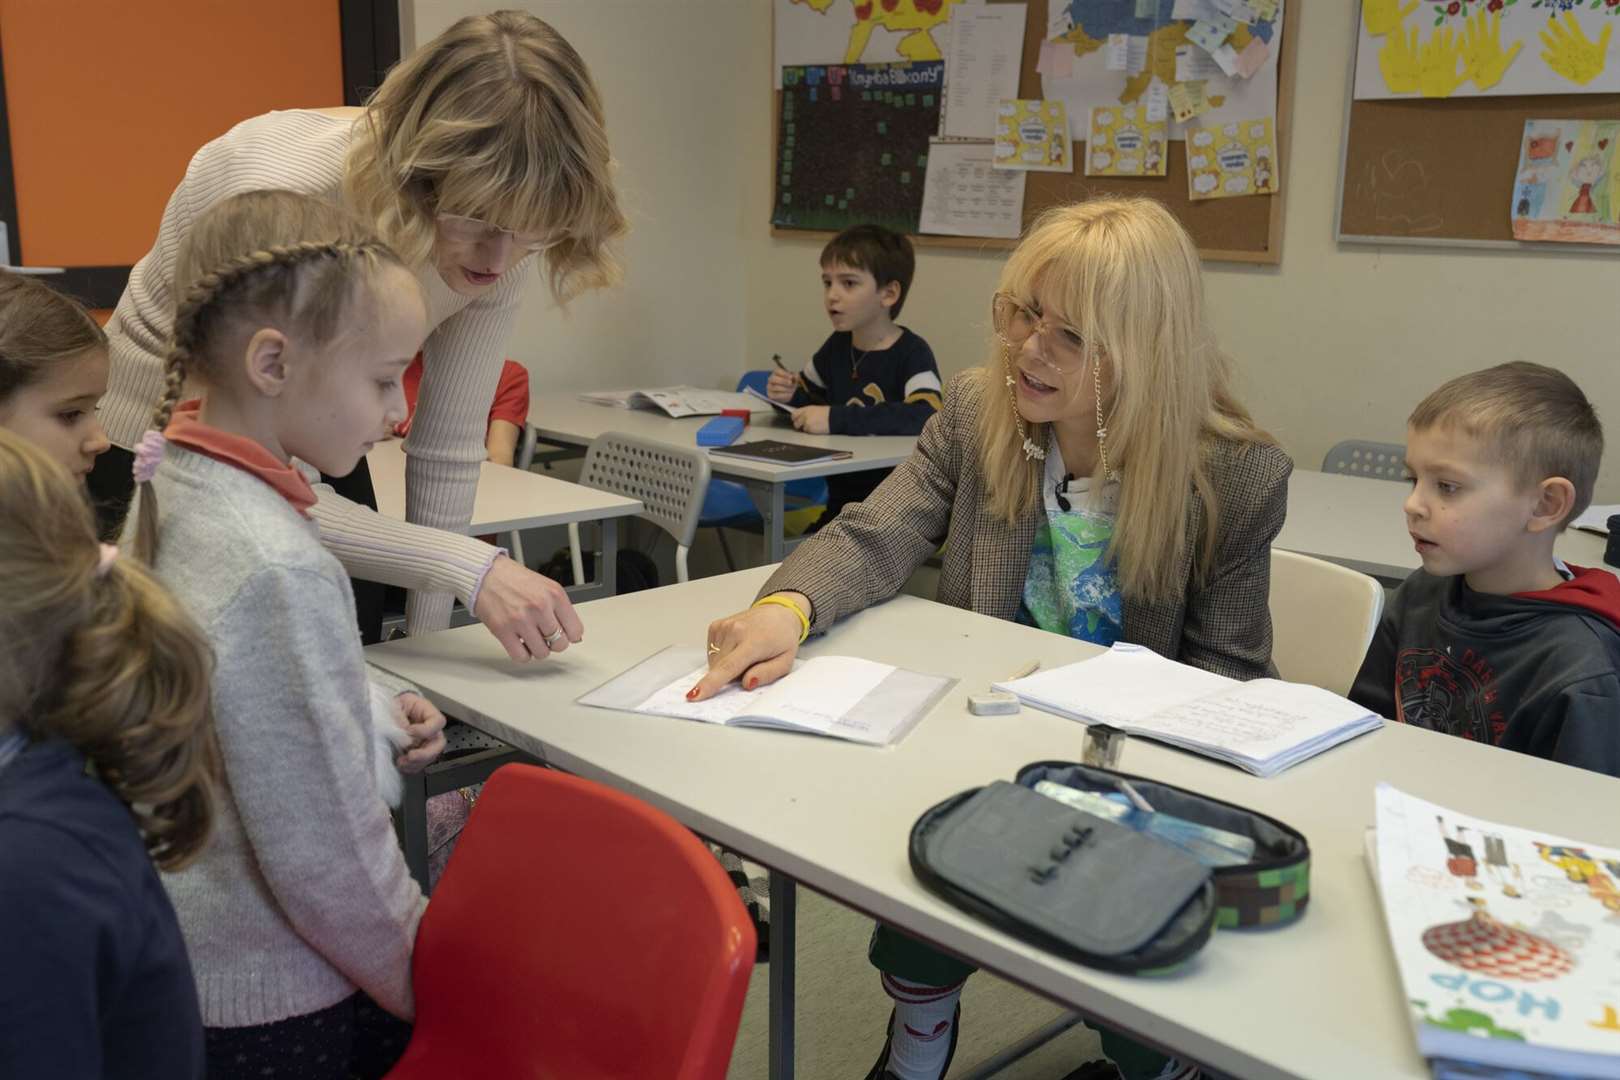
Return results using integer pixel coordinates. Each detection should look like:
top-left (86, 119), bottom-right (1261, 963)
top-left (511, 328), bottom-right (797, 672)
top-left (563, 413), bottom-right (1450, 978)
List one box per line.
top-left (567, 521), bottom-right (585, 587)
top-left (394, 772), bottom-right (430, 893)
top-left (676, 544), bottom-right (690, 584)
top-left (506, 530), bottom-right (525, 568)
top-left (716, 528), bottom-right (737, 572)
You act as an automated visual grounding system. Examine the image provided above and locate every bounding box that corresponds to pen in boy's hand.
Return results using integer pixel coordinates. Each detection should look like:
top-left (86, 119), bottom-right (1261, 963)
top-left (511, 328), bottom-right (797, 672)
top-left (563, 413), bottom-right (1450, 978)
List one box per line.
top-left (772, 353), bottom-right (789, 373)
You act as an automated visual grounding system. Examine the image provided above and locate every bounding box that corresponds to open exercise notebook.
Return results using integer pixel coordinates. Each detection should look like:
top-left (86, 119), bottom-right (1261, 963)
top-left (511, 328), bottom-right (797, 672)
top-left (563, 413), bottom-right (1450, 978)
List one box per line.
top-left (577, 386), bottom-right (760, 418)
top-left (579, 644), bottom-right (955, 746)
top-left (994, 643), bottom-right (1383, 777)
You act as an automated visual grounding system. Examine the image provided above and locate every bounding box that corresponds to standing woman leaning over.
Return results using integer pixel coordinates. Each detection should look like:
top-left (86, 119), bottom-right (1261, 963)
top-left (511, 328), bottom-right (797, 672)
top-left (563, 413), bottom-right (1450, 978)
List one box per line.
top-left (695, 198), bottom-right (1292, 1080)
top-left (95, 10), bottom-right (627, 653)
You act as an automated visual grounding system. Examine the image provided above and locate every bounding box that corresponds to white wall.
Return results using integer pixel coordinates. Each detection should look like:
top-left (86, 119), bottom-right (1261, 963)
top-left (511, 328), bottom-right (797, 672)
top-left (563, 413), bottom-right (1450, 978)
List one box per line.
top-left (411, 1), bottom-right (1620, 499)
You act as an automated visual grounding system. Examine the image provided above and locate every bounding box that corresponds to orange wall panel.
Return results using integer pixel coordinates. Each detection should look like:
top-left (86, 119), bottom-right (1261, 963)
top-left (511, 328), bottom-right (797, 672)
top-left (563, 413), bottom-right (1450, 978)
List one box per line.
top-left (1, 0), bottom-right (344, 266)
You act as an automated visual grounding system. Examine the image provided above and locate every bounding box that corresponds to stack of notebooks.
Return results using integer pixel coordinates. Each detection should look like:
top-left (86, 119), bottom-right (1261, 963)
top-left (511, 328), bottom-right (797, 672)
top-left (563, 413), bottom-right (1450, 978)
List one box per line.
top-left (578, 385), bottom-right (760, 418)
top-left (994, 643), bottom-right (1383, 777)
top-left (1369, 784), bottom-right (1620, 1079)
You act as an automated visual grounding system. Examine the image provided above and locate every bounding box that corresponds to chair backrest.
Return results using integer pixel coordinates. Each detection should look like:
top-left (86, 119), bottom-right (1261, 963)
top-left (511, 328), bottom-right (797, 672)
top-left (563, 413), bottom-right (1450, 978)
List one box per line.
top-left (1268, 549), bottom-right (1384, 697)
top-left (736, 370), bottom-right (771, 396)
top-left (579, 432), bottom-right (711, 551)
top-left (388, 764), bottom-right (756, 1080)
top-left (1321, 439), bottom-right (1406, 481)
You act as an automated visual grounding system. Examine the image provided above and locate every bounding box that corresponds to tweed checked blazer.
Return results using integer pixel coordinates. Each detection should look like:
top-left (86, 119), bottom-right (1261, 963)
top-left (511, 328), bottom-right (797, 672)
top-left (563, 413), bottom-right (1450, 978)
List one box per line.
top-left (762, 369), bottom-right (1293, 680)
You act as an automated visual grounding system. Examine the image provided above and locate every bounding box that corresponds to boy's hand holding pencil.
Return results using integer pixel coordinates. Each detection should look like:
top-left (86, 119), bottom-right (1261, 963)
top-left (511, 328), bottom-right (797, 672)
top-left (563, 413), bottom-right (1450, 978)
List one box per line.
top-left (766, 354), bottom-right (798, 403)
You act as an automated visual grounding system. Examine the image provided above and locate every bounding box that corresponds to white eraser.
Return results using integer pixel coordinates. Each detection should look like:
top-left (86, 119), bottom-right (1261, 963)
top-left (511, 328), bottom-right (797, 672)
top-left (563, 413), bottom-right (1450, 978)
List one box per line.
top-left (968, 691), bottom-right (1020, 716)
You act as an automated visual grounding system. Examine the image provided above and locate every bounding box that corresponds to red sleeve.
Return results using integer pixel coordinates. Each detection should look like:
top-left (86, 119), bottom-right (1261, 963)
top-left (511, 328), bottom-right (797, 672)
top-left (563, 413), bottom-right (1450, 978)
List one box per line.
top-left (487, 360), bottom-right (530, 427)
top-left (394, 353), bottom-right (424, 437)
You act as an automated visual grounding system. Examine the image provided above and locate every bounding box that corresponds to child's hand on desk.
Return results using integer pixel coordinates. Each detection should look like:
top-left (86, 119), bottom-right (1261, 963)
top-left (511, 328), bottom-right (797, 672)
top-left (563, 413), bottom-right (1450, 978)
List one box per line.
top-left (394, 692), bottom-right (447, 772)
top-left (791, 405), bottom-right (830, 435)
top-left (766, 369), bottom-right (798, 402)
top-left (689, 593), bottom-right (809, 701)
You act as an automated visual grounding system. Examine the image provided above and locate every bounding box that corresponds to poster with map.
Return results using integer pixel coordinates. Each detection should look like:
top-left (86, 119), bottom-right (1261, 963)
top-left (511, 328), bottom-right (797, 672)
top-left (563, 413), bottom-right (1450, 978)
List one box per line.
top-left (773, 0), bottom-right (972, 87)
top-left (774, 61), bottom-right (946, 233)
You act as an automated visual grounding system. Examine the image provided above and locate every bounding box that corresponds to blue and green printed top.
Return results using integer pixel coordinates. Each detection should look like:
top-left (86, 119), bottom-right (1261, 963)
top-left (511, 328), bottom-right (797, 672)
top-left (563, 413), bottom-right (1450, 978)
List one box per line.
top-left (1017, 437), bottom-right (1122, 646)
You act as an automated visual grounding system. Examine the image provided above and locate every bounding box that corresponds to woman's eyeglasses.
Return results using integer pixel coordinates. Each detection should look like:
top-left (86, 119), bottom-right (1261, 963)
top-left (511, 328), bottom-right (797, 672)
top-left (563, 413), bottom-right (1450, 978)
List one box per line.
top-left (436, 213), bottom-right (557, 253)
top-left (991, 292), bottom-right (1088, 372)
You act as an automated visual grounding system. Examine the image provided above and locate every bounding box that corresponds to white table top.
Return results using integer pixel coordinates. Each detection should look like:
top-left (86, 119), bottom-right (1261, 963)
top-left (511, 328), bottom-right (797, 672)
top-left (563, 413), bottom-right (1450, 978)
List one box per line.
top-left (530, 396), bottom-right (918, 482)
top-left (366, 439), bottom-right (642, 535)
top-left (365, 566), bottom-right (1620, 1080)
top-left (1281, 468), bottom-right (1610, 581)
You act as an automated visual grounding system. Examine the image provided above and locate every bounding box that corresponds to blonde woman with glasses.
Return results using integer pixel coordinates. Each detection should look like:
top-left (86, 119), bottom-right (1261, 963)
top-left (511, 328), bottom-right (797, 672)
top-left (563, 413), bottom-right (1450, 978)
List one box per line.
top-left (96, 10), bottom-right (627, 656)
top-left (694, 198), bottom-right (1291, 1080)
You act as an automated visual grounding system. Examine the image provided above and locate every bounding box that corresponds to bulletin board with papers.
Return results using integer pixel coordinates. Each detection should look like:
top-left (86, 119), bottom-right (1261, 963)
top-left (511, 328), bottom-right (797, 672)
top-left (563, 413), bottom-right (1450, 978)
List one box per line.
top-left (770, 0), bottom-right (1297, 264)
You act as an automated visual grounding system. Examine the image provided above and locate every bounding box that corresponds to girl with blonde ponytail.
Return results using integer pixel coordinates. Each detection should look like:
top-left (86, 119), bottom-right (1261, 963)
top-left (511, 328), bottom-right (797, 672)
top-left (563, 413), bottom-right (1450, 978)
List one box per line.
top-left (0, 428), bottom-right (216, 1079)
top-left (696, 199), bottom-right (1292, 1080)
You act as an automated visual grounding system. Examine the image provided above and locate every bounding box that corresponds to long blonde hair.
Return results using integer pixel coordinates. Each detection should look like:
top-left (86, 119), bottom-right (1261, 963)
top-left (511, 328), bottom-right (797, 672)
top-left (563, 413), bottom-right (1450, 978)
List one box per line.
top-left (0, 429), bottom-right (218, 869)
top-left (343, 9), bottom-right (627, 303)
top-left (979, 198), bottom-right (1269, 604)
top-left (135, 189), bottom-right (410, 563)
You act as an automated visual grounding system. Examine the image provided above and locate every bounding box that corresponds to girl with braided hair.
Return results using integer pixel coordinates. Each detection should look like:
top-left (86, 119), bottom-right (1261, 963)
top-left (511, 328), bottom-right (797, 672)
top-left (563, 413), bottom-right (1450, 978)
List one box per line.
top-left (97, 10), bottom-right (623, 656)
top-left (0, 429), bottom-right (216, 1079)
top-left (126, 188), bottom-right (448, 1079)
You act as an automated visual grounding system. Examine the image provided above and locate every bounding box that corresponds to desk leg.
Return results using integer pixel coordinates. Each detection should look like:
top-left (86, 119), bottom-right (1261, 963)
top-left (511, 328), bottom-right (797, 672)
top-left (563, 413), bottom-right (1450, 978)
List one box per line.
top-left (768, 869), bottom-right (796, 1080)
top-left (748, 481), bottom-right (788, 564)
top-left (601, 518), bottom-right (618, 597)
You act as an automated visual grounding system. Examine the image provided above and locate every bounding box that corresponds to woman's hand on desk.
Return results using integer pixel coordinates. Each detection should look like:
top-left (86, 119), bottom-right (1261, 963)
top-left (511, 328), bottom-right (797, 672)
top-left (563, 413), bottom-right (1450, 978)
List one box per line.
top-left (473, 556), bottom-right (586, 662)
top-left (689, 593), bottom-right (809, 700)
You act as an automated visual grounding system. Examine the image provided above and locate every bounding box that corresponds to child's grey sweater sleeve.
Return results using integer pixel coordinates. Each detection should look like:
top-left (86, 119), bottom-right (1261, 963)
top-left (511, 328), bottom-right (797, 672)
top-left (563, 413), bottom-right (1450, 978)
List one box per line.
top-left (209, 565), bottom-right (425, 1020)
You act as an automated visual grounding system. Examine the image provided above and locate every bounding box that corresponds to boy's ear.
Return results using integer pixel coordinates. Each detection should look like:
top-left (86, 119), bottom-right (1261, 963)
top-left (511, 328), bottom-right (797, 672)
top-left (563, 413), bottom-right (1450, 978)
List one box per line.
top-left (1527, 476), bottom-right (1577, 534)
top-left (878, 279), bottom-right (902, 312)
top-left (242, 328), bottom-right (291, 398)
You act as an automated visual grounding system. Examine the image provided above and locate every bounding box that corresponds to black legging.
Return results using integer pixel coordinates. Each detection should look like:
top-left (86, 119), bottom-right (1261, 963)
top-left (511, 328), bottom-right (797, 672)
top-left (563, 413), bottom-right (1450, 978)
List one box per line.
top-left (89, 446), bottom-right (387, 644)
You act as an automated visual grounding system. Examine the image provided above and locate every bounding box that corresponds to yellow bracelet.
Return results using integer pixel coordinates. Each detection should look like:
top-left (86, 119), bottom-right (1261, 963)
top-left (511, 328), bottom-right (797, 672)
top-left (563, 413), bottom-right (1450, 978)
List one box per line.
top-left (753, 594), bottom-right (811, 643)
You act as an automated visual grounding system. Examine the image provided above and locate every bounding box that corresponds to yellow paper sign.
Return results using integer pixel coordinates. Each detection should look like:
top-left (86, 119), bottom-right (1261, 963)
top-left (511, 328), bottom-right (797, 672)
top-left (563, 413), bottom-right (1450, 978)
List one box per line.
top-left (1187, 116), bottom-right (1278, 200)
top-left (1085, 104), bottom-right (1168, 177)
top-left (993, 99), bottom-right (1073, 173)
top-left (1168, 81), bottom-right (1211, 124)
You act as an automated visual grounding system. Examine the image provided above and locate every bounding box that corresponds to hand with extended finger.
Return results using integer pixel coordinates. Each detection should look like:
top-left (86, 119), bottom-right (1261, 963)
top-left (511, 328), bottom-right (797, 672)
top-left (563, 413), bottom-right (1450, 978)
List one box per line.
top-left (472, 555), bottom-right (586, 661)
top-left (688, 592), bottom-right (811, 701)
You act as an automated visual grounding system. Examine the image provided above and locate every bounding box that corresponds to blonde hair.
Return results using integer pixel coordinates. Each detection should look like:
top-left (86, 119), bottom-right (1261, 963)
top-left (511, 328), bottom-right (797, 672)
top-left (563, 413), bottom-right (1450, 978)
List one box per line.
top-left (344, 10), bottom-right (627, 303)
top-left (979, 198), bottom-right (1269, 604)
top-left (1409, 361), bottom-right (1603, 527)
top-left (135, 189), bottom-right (410, 563)
top-left (0, 429), bottom-right (218, 869)
top-left (0, 269), bottom-right (107, 403)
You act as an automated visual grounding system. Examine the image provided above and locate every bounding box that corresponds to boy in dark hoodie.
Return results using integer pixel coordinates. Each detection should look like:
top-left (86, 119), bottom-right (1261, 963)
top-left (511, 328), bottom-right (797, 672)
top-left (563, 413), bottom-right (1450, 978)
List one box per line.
top-left (1351, 362), bottom-right (1620, 777)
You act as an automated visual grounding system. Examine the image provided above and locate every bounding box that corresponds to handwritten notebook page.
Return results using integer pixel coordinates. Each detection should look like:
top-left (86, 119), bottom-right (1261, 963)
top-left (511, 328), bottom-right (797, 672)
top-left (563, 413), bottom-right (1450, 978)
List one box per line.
top-left (999, 643), bottom-right (1233, 725)
top-left (1147, 678), bottom-right (1376, 759)
top-left (634, 656), bottom-right (895, 736)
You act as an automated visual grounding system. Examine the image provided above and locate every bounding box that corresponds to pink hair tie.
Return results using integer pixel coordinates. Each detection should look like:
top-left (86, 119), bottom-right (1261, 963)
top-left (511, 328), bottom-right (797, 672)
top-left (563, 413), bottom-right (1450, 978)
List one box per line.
top-left (132, 429), bottom-right (167, 484)
top-left (96, 543), bottom-right (119, 578)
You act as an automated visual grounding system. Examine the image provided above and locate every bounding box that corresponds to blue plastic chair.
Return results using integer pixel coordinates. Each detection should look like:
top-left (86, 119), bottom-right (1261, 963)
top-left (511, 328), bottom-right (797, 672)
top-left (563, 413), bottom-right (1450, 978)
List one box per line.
top-left (699, 372), bottom-right (828, 567)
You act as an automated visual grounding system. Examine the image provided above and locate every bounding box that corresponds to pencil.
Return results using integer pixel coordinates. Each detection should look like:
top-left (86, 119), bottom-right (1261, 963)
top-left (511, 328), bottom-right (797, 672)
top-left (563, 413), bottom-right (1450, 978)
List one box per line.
top-left (772, 353), bottom-right (789, 372)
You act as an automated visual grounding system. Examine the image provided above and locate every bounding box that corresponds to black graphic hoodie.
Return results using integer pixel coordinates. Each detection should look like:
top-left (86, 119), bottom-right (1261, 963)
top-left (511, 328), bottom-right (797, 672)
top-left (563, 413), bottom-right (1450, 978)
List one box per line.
top-left (1350, 564), bottom-right (1620, 777)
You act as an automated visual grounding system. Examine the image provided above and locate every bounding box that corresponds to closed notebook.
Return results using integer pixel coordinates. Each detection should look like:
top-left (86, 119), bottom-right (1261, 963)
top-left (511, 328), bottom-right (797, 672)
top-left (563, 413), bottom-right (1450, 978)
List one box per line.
top-left (578, 644), bottom-right (954, 746)
top-left (707, 439), bottom-right (854, 465)
top-left (995, 643), bottom-right (1383, 777)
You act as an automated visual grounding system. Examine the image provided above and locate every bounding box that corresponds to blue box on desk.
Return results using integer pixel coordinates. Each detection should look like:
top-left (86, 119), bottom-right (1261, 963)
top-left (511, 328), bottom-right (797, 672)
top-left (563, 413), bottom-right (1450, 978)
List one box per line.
top-left (696, 415), bottom-right (745, 447)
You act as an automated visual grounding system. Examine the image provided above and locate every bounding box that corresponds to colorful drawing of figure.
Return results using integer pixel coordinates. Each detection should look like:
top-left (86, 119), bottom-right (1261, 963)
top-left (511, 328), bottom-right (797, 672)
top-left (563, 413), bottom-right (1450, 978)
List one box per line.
top-left (1481, 832), bottom-right (1516, 890)
top-left (1145, 139), bottom-right (1163, 174)
top-left (1421, 899), bottom-right (1574, 982)
top-left (1536, 843), bottom-right (1620, 913)
top-left (1568, 153), bottom-right (1605, 215)
top-left (1439, 816), bottom-right (1479, 881)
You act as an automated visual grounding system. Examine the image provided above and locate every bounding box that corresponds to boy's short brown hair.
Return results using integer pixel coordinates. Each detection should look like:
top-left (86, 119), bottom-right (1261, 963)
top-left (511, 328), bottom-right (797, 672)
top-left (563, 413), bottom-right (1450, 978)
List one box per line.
top-left (1409, 361), bottom-right (1603, 527)
top-left (820, 224), bottom-right (916, 318)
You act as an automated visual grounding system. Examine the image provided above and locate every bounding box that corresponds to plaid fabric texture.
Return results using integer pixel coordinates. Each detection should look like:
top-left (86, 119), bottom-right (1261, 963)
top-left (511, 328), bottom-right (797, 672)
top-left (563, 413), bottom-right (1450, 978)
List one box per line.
top-left (765, 369), bottom-right (1293, 680)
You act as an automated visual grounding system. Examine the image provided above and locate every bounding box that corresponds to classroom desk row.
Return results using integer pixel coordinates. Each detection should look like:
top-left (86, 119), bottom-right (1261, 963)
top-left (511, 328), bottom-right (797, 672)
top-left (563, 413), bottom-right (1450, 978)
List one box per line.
top-left (367, 565), bottom-right (1620, 1080)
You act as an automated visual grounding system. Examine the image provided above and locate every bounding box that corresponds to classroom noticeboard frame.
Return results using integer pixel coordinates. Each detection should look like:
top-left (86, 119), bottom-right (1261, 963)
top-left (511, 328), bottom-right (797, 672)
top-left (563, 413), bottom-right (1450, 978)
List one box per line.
top-left (1334, 3), bottom-right (1620, 255)
top-left (770, 0), bottom-right (1298, 265)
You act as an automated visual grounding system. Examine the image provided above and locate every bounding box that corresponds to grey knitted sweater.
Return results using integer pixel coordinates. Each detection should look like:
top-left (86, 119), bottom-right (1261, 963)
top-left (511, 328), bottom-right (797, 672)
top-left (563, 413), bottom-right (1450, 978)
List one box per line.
top-left (132, 445), bottom-right (426, 1026)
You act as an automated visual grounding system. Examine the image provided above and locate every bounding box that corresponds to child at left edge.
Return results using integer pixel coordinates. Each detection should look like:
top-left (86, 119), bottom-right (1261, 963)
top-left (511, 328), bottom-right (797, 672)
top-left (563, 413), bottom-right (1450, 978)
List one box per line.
top-left (1350, 361), bottom-right (1620, 777)
top-left (767, 223), bottom-right (942, 530)
top-left (394, 353), bottom-right (529, 466)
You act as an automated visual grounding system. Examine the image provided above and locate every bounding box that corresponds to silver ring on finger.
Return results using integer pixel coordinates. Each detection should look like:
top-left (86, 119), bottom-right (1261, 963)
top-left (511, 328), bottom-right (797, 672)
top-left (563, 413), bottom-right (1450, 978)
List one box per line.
top-left (544, 628), bottom-right (567, 647)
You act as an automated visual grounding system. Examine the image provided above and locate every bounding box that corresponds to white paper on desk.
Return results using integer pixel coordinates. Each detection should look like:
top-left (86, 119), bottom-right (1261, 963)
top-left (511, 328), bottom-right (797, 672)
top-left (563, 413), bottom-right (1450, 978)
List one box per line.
top-left (940, 4), bottom-right (1026, 140)
top-left (743, 384), bottom-right (796, 414)
top-left (919, 139), bottom-right (1026, 238)
top-left (1572, 503), bottom-right (1620, 534)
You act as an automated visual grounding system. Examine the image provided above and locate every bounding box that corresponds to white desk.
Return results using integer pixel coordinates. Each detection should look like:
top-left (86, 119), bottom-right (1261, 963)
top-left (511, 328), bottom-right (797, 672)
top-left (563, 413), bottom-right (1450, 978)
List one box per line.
top-left (1280, 468), bottom-right (1610, 583)
top-left (527, 397), bottom-right (918, 562)
top-left (365, 566), bottom-right (1620, 1080)
top-left (367, 439), bottom-right (644, 599)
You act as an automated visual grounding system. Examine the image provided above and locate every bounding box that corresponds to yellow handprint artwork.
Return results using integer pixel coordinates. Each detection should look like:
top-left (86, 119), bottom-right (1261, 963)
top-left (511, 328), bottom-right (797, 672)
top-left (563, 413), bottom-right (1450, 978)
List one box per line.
top-left (1380, 23), bottom-right (1422, 93)
top-left (1363, 0), bottom-right (1418, 37)
top-left (1540, 11), bottom-right (1612, 88)
top-left (1460, 9), bottom-right (1522, 92)
top-left (1418, 25), bottom-right (1468, 97)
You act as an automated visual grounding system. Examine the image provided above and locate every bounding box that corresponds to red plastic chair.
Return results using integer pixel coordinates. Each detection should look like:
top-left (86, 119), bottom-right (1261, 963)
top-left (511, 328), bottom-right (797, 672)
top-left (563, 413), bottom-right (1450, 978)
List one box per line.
top-left (385, 764), bottom-right (756, 1080)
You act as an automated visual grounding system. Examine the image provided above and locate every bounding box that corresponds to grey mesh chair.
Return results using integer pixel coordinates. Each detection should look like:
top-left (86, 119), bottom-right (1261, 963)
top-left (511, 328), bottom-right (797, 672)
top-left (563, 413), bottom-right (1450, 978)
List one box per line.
top-left (576, 432), bottom-right (711, 583)
top-left (1322, 439), bottom-right (1406, 481)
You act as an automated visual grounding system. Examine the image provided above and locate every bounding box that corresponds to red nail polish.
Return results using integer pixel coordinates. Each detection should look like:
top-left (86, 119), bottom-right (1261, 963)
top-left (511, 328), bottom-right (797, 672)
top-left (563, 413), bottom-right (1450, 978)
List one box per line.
top-left (746, 677), bottom-right (758, 690)
top-left (686, 687), bottom-right (700, 700)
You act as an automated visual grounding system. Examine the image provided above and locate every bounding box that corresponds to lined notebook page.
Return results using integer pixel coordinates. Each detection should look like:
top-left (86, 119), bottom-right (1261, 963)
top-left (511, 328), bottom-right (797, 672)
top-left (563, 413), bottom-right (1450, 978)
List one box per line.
top-left (998, 643), bottom-right (1233, 725)
top-left (1146, 679), bottom-right (1375, 758)
top-left (634, 655), bottom-right (894, 734)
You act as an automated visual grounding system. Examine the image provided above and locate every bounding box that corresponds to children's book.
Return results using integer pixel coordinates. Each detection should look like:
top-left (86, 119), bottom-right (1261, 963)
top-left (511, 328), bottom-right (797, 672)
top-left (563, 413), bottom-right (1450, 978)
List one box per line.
top-left (708, 440), bottom-right (855, 466)
top-left (994, 643), bottom-right (1382, 777)
top-left (578, 386), bottom-right (762, 418)
top-left (578, 644), bottom-right (954, 747)
top-left (1369, 784), bottom-right (1620, 1080)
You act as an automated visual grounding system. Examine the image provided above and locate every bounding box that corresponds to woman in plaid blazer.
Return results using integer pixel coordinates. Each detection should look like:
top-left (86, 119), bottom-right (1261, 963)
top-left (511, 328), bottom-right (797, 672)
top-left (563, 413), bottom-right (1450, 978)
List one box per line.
top-left (696, 198), bottom-right (1291, 1080)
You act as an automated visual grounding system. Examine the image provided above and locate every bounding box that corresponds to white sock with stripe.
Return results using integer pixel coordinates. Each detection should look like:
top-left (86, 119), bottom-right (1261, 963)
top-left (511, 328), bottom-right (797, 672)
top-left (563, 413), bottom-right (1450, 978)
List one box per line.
top-left (880, 973), bottom-right (964, 1080)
